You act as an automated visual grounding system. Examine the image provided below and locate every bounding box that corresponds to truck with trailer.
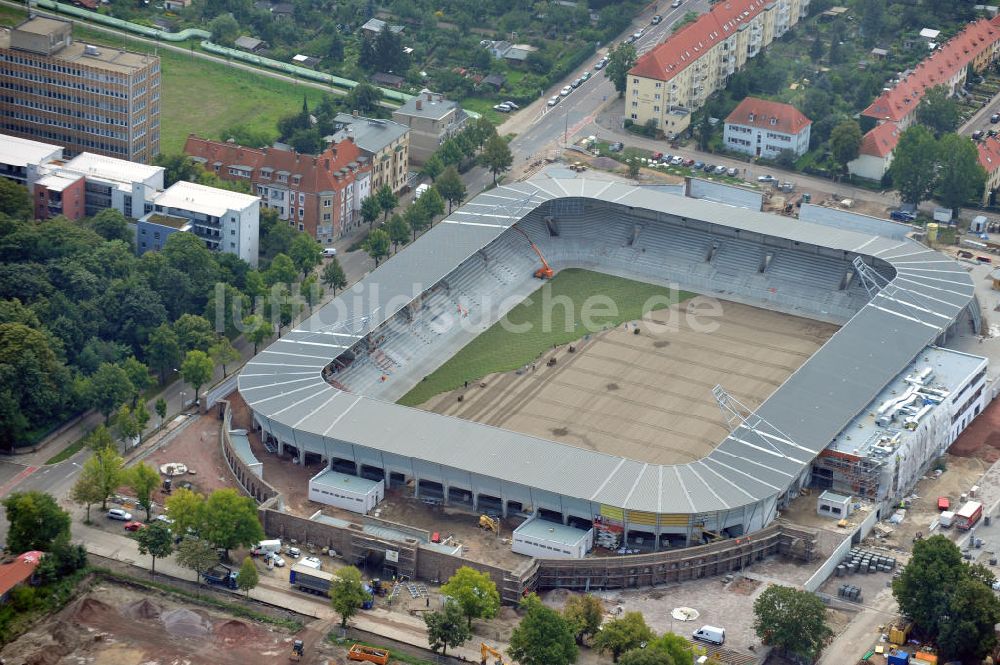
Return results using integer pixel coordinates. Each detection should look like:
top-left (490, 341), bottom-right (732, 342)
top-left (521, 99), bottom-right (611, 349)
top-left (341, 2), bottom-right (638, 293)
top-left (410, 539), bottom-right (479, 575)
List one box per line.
top-left (288, 563), bottom-right (374, 608)
top-left (202, 564), bottom-right (238, 589)
top-left (955, 501), bottom-right (983, 530)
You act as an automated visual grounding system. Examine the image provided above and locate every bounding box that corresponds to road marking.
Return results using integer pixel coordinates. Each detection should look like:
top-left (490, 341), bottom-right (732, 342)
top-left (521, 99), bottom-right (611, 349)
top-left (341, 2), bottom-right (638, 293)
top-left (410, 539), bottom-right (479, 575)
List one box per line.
top-left (0, 465), bottom-right (39, 497)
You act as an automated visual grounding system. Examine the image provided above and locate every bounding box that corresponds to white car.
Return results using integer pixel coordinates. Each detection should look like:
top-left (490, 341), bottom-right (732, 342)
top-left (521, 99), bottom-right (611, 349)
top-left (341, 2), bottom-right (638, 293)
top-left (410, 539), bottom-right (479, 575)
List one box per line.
top-left (547, 96), bottom-right (560, 107)
top-left (492, 103), bottom-right (511, 112)
top-left (154, 514), bottom-right (174, 525)
top-left (107, 508), bottom-right (132, 521)
top-left (503, 101), bottom-right (519, 110)
top-left (671, 0), bottom-right (682, 7)
top-left (560, 86), bottom-right (573, 96)
top-left (670, 155), bottom-right (684, 165)
top-left (264, 551), bottom-right (286, 567)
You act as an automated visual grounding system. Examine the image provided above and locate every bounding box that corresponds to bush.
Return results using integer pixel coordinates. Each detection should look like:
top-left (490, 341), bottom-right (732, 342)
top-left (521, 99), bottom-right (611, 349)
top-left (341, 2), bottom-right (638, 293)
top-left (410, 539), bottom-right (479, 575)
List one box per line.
top-left (10, 586), bottom-right (38, 612)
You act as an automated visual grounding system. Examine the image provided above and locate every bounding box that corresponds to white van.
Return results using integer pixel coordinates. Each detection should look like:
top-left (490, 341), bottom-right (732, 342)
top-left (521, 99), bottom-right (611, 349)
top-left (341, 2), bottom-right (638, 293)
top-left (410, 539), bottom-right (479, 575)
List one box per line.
top-left (693, 625), bottom-right (725, 645)
top-left (251, 539), bottom-right (282, 555)
top-left (414, 183), bottom-right (430, 200)
top-left (322, 247), bottom-right (337, 257)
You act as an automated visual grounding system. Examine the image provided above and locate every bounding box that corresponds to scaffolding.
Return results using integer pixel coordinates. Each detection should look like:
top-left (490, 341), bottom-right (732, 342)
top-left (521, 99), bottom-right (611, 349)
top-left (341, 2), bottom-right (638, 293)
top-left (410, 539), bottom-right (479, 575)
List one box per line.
top-left (812, 449), bottom-right (884, 500)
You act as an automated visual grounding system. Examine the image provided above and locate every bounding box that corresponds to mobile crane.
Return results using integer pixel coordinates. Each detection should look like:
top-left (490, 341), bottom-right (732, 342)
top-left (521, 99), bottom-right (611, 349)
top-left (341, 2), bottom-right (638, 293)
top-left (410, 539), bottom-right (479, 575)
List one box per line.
top-left (511, 226), bottom-right (554, 279)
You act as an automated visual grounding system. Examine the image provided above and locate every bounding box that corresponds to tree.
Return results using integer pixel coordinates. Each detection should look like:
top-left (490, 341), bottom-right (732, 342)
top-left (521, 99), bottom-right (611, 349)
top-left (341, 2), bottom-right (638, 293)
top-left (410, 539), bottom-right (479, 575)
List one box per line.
top-left (128, 462), bottom-right (161, 521)
top-left (417, 187), bottom-right (445, 222)
top-left (508, 594), bottom-right (578, 665)
top-left (386, 213), bottom-right (410, 252)
top-left (301, 274), bottom-right (323, 312)
top-left (87, 362), bottom-right (134, 423)
top-left (208, 13), bottom-right (240, 45)
top-left (342, 82), bottom-right (385, 117)
top-left (605, 42), bottom-right (638, 97)
top-left (830, 119), bottom-right (862, 174)
top-left (375, 184), bottom-right (398, 222)
top-left (321, 258), bottom-right (348, 295)
top-left (265, 253), bottom-right (298, 286)
top-left (209, 337), bottom-right (241, 377)
top-left (71, 457), bottom-right (106, 523)
top-left (175, 536), bottom-right (219, 587)
top-left (113, 403), bottom-right (143, 448)
top-left (155, 397), bottom-right (167, 426)
top-left (2, 491), bottom-right (71, 554)
top-left (753, 584), bottom-right (833, 663)
top-left (198, 488), bottom-right (264, 557)
top-left (440, 566), bottom-right (500, 629)
top-left (0, 178), bottom-right (31, 218)
top-left (180, 349), bottom-right (214, 404)
top-left (164, 487), bottom-right (205, 540)
top-left (620, 649), bottom-right (673, 665)
top-left (134, 521), bottom-right (174, 576)
top-left (404, 202), bottom-right (430, 241)
top-left (173, 313), bottom-right (216, 353)
top-left (893, 535), bottom-right (968, 638)
top-left (647, 633), bottom-right (696, 665)
top-left (435, 166), bottom-right (465, 214)
top-left (594, 612), bottom-right (655, 662)
top-left (937, 576), bottom-right (1000, 662)
top-left (364, 229), bottom-right (391, 267)
top-left (481, 134), bottom-right (513, 185)
top-left (936, 133), bottom-right (987, 215)
top-left (890, 126), bottom-right (939, 205)
top-left (330, 565), bottom-right (369, 627)
top-left (237, 556), bottom-right (259, 597)
top-left (424, 601), bottom-right (471, 656)
top-left (361, 195), bottom-right (382, 230)
top-left (627, 158), bottom-right (640, 179)
top-left (288, 233), bottom-right (323, 277)
top-left (88, 209), bottom-right (132, 244)
top-left (145, 323), bottom-right (182, 384)
top-left (421, 154), bottom-right (444, 181)
top-left (120, 356), bottom-right (152, 407)
top-left (90, 444), bottom-right (125, 510)
top-left (916, 85), bottom-right (960, 137)
top-left (563, 594), bottom-right (603, 644)
top-left (244, 314), bottom-right (273, 354)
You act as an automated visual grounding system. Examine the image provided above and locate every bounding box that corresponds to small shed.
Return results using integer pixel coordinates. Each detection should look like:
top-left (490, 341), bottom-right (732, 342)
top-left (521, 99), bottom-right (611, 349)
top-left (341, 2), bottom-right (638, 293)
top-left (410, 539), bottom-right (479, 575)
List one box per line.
top-left (235, 36), bottom-right (266, 53)
top-left (817, 490), bottom-right (853, 519)
top-left (308, 469), bottom-right (384, 514)
top-left (292, 54), bottom-right (321, 69)
top-left (372, 72), bottom-right (404, 89)
top-left (870, 47), bottom-right (889, 59)
top-left (512, 518), bottom-right (593, 559)
top-left (481, 73), bottom-right (506, 91)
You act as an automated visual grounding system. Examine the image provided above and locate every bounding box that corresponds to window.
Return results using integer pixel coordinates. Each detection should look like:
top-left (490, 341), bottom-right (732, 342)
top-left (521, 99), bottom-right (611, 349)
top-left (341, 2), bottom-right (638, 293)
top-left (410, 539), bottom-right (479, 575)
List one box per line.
top-left (231, 229), bottom-right (236, 235)
top-left (298, 223), bottom-right (304, 231)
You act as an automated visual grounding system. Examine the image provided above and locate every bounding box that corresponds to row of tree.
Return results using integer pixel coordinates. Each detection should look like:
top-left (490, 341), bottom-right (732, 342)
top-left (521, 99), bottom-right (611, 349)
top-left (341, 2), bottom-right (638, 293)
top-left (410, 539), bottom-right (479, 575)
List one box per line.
top-left (889, 126), bottom-right (987, 212)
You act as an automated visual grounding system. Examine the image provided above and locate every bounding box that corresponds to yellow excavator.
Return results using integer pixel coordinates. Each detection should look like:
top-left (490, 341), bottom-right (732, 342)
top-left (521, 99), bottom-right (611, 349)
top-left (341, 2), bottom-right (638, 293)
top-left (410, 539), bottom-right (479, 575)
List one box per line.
top-left (478, 515), bottom-right (499, 534)
top-left (481, 643), bottom-right (511, 665)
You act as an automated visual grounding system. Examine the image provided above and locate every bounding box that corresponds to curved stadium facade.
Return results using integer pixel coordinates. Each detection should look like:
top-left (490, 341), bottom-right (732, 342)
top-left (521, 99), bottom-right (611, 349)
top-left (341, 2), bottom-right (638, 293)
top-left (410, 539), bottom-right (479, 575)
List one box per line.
top-left (239, 179), bottom-right (977, 548)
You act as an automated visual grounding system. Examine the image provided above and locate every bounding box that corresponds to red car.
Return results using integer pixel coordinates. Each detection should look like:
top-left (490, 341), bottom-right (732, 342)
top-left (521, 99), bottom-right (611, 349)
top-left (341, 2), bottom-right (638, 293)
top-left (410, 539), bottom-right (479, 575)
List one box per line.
top-left (124, 521), bottom-right (146, 531)
top-left (651, 152), bottom-right (663, 161)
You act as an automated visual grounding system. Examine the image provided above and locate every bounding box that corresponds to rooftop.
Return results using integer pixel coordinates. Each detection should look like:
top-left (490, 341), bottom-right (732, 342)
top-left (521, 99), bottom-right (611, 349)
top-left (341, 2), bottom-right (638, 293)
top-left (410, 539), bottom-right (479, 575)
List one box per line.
top-left (62, 152), bottom-right (163, 187)
top-left (858, 122), bottom-right (901, 158)
top-left (141, 212), bottom-right (193, 230)
top-left (2, 18), bottom-right (156, 74)
top-left (393, 90), bottom-right (460, 120)
top-left (0, 133), bottom-right (61, 168)
top-left (153, 181), bottom-right (258, 218)
top-left (361, 18), bottom-right (404, 34)
top-left (332, 113), bottom-right (409, 154)
top-left (0, 551), bottom-right (43, 598)
top-left (513, 518), bottom-right (592, 546)
top-left (35, 171), bottom-right (81, 192)
top-left (979, 135), bottom-right (1000, 173)
top-left (725, 97), bottom-right (811, 135)
top-left (310, 469), bottom-right (381, 493)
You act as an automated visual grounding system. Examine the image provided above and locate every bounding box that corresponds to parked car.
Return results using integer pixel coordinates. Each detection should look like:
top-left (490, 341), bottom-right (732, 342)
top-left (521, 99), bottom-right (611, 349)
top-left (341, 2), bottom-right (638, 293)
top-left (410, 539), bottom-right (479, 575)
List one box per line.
top-left (286, 546), bottom-right (301, 558)
top-left (714, 165), bottom-right (727, 174)
top-left (992, 113), bottom-right (1000, 124)
top-left (581, 71), bottom-right (591, 82)
top-left (503, 101), bottom-right (519, 109)
top-left (727, 166), bottom-right (739, 177)
top-left (890, 209), bottom-right (917, 222)
top-left (651, 14), bottom-right (662, 24)
top-left (547, 96), bottom-right (560, 107)
top-left (670, 156), bottom-right (684, 165)
top-left (560, 86), bottom-right (573, 96)
top-left (692, 161), bottom-right (705, 170)
top-left (757, 174), bottom-right (778, 183)
top-left (671, 0), bottom-right (682, 7)
top-left (322, 247), bottom-right (337, 257)
top-left (107, 508), bottom-right (132, 521)
top-left (973, 130), bottom-right (984, 140)
top-left (703, 163), bottom-right (715, 172)
top-left (594, 58), bottom-right (607, 70)
top-left (264, 551), bottom-right (286, 567)
top-left (608, 142), bottom-right (624, 153)
top-left (492, 103), bottom-right (512, 112)
top-left (124, 521), bottom-right (145, 532)
top-left (989, 129), bottom-right (998, 138)
top-left (571, 78), bottom-right (584, 88)
top-left (154, 514), bottom-right (174, 525)
top-left (682, 158), bottom-right (695, 167)
top-left (652, 151), bottom-right (664, 161)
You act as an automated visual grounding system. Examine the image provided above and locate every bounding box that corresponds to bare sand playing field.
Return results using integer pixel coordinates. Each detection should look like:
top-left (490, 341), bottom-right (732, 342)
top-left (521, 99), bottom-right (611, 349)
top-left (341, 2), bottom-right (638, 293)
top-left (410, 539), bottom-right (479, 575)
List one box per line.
top-left (418, 298), bottom-right (838, 464)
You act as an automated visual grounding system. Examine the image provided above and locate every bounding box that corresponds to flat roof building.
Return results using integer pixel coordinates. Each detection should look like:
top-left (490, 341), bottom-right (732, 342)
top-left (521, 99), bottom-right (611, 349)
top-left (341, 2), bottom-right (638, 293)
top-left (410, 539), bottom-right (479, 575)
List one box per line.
top-left (0, 133), bottom-right (61, 184)
top-left (0, 16), bottom-right (161, 163)
top-left (512, 518), bottom-right (593, 560)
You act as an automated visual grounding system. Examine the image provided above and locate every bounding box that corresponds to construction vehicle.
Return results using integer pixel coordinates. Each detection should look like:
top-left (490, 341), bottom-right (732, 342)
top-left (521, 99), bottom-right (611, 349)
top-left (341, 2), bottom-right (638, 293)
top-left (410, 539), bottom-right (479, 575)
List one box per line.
top-left (348, 643), bottom-right (390, 665)
top-left (511, 226), bottom-right (555, 279)
top-left (481, 642), bottom-right (511, 665)
top-left (289, 639), bottom-right (304, 662)
top-left (479, 514), bottom-right (499, 534)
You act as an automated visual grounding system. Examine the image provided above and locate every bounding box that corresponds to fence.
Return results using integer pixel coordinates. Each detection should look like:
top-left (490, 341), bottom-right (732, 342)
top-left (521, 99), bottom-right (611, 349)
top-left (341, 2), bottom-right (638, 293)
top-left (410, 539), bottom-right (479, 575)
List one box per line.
top-left (803, 507), bottom-right (880, 592)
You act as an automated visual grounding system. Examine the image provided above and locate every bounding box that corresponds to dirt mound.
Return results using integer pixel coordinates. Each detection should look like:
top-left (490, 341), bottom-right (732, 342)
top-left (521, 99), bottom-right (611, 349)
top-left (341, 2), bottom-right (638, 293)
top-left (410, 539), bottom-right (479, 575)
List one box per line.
top-left (592, 157), bottom-right (620, 171)
top-left (25, 650), bottom-right (62, 665)
top-left (73, 598), bottom-right (114, 623)
top-left (498, 606), bottom-right (520, 621)
top-left (124, 598), bottom-right (162, 620)
top-left (162, 608), bottom-right (209, 637)
top-left (215, 619), bottom-right (256, 641)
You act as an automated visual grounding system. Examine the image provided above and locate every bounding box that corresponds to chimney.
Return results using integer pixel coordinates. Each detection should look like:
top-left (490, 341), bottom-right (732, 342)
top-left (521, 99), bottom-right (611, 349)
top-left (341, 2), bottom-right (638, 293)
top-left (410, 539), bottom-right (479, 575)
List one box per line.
top-left (425, 92), bottom-right (432, 101)
top-left (416, 99), bottom-right (422, 110)
top-left (352, 110), bottom-right (359, 118)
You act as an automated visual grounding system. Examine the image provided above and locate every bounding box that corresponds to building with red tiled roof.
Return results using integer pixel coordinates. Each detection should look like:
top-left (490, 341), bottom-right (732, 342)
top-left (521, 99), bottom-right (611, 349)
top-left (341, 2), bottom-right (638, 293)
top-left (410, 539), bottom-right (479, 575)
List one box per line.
top-left (184, 136), bottom-right (372, 244)
top-left (0, 551), bottom-right (43, 603)
top-left (626, 0), bottom-right (809, 135)
top-left (848, 122), bottom-right (901, 181)
top-left (862, 17), bottom-right (1000, 129)
top-left (723, 97), bottom-right (811, 159)
top-left (978, 136), bottom-right (1000, 205)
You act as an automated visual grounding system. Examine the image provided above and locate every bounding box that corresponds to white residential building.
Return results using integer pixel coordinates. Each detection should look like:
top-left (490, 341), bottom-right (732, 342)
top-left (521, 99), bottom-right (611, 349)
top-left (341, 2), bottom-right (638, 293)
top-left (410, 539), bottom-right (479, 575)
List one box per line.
top-left (723, 97), bottom-right (811, 160)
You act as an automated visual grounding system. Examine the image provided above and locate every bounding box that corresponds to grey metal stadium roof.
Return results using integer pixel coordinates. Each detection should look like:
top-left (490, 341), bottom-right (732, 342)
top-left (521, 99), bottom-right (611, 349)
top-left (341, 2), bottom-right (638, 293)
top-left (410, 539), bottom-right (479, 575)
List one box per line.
top-left (239, 179), bottom-right (976, 514)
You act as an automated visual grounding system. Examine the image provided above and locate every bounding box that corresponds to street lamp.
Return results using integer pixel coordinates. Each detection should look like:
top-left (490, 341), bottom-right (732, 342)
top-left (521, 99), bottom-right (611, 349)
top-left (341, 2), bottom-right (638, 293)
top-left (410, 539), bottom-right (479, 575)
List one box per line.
top-left (180, 391), bottom-right (187, 411)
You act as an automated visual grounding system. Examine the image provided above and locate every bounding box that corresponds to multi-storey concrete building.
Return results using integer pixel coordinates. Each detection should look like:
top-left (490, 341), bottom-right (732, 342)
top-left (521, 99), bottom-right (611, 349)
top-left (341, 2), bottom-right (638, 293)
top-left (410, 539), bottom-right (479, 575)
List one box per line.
top-left (392, 90), bottom-right (466, 164)
top-left (185, 135), bottom-right (372, 243)
top-left (329, 112), bottom-right (409, 193)
top-left (0, 133), bottom-right (60, 184)
top-left (626, 0), bottom-right (809, 135)
top-left (723, 97), bottom-right (811, 159)
top-left (0, 16), bottom-right (160, 163)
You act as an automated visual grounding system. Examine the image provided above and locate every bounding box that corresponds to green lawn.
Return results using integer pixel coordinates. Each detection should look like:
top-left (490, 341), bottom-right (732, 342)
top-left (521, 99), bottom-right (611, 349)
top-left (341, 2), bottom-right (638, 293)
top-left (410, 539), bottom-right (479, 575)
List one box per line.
top-left (0, 5), bottom-right (324, 154)
top-left (397, 269), bottom-right (693, 406)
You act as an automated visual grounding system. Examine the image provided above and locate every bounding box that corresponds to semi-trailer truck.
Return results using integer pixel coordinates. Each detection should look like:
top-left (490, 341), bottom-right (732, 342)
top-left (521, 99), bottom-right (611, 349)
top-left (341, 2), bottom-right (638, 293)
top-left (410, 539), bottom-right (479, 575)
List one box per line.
top-left (289, 563), bottom-right (374, 608)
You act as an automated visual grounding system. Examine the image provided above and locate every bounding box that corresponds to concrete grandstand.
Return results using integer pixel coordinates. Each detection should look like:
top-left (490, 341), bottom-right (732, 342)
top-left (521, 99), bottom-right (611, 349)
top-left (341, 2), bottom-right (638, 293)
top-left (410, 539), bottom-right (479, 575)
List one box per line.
top-left (239, 179), bottom-right (979, 551)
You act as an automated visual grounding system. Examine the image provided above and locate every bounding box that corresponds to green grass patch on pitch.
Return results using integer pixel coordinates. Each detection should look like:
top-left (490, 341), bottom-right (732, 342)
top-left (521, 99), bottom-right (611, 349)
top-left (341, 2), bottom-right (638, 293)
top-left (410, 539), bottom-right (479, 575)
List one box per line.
top-left (397, 268), bottom-right (693, 407)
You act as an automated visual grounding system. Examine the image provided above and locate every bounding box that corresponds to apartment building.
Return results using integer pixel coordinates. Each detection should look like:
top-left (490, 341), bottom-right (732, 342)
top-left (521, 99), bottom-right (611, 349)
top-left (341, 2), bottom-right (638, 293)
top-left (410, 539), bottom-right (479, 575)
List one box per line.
top-left (0, 16), bottom-right (160, 163)
top-left (328, 113), bottom-right (409, 193)
top-left (139, 181), bottom-right (260, 267)
top-left (626, 0), bottom-right (809, 135)
top-left (0, 133), bottom-right (60, 184)
top-left (185, 135), bottom-right (372, 243)
top-left (31, 150), bottom-right (164, 220)
top-left (392, 90), bottom-right (467, 164)
top-left (723, 97), bottom-right (810, 159)
top-left (847, 122), bottom-right (899, 182)
top-left (978, 137), bottom-right (1000, 206)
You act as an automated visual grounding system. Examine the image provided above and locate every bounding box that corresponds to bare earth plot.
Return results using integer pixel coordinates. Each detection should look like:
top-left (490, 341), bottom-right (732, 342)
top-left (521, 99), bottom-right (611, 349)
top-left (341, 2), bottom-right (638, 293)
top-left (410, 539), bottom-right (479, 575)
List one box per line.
top-left (418, 300), bottom-right (838, 465)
